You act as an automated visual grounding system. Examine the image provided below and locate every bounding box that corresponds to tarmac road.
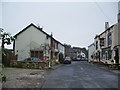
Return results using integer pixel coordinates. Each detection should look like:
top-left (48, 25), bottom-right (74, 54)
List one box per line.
top-left (42, 61), bottom-right (119, 89)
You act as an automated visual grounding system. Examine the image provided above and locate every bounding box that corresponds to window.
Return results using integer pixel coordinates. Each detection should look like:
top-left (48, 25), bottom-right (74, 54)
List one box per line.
top-left (100, 38), bottom-right (104, 48)
top-left (30, 51), bottom-right (43, 59)
top-left (46, 35), bottom-right (49, 39)
top-left (96, 41), bottom-right (98, 50)
top-left (108, 33), bottom-right (112, 46)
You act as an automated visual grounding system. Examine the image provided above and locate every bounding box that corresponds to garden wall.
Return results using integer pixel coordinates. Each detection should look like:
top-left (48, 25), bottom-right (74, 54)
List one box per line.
top-left (10, 61), bottom-right (48, 69)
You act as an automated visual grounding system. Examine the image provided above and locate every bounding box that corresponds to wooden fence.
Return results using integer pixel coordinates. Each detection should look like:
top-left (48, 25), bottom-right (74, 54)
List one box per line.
top-left (2, 54), bottom-right (18, 66)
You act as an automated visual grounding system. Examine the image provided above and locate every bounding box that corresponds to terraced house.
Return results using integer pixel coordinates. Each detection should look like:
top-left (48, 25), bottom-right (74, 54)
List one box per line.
top-left (94, 22), bottom-right (120, 64)
top-left (14, 23), bottom-right (65, 66)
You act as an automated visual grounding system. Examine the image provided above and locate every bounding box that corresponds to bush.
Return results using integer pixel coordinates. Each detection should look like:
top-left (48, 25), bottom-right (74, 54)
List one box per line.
top-left (0, 64), bottom-right (5, 68)
top-left (2, 75), bottom-right (6, 82)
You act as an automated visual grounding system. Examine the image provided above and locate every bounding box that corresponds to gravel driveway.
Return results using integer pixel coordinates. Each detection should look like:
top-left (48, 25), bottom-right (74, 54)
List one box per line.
top-left (2, 67), bottom-right (46, 88)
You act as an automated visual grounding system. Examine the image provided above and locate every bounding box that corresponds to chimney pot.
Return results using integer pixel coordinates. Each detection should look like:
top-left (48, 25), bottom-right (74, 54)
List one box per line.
top-left (105, 22), bottom-right (109, 30)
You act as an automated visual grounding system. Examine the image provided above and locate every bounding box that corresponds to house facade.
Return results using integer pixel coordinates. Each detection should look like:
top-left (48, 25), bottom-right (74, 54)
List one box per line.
top-left (88, 43), bottom-right (95, 62)
top-left (14, 23), bottom-right (65, 65)
top-left (50, 37), bottom-right (65, 64)
top-left (64, 44), bottom-right (72, 57)
top-left (58, 43), bottom-right (65, 55)
top-left (94, 23), bottom-right (119, 64)
top-left (72, 47), bottom-right (86, 58)
top-left (118, 1), bottom-right (120, 64)
top-left (72, 47), bottom-right (81, 58)
top-left (93, 3), bottom-right (120, 64)
top-left (57, 42), bottom-right (65, 63)
top-left (64, 44), bottom-right (87, 59)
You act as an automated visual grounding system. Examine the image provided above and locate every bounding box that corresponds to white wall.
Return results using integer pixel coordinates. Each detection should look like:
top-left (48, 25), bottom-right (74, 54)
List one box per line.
top-left (58, 43), bottom-right (65, 55)
top-left (112, 24), bottom-right (118, 49)
top-left (15, 25), bottom-right (51, 61)
top-left (88, 44), bottom-right (94, 62)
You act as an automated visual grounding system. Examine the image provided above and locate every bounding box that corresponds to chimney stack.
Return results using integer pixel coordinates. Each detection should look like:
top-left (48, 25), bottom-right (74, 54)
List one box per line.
top-left (51, 32), bottom-right (53, 37)
top-left (105, 22), bottom-right (109, 30)
top-left (37, 24), bottom-right (43, 30)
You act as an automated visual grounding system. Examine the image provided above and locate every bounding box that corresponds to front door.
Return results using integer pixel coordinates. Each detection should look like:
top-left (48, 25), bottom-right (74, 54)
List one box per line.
top-left (114, 48), bottom-right (119, 64)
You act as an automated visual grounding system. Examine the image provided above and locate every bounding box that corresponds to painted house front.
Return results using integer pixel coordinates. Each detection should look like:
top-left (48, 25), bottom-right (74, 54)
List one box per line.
top-left (88, 43), bottom-right (95, 62)
top-left (58, 43), bottom-right (65, 55)
top-left (14, 23), bottom-right (52, 61)
top-left (58, 42), bottom-right (65, 63)
top-left (14, 23), bottom-right (65, 65)
top-left (50, 38), bottom-right (65, 64)
top-left (94, 23), bottom-right (119, 64)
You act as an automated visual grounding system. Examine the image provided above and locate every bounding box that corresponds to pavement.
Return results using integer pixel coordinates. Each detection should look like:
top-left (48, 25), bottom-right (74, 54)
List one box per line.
top-left (42, 61), bottom-right (119, 89)
top-left (88, 62), bottom-right (120, 74)
top-left (1, 64), bottom-right (63, 89)
top-left (2, 68), bottom-right (46, 88)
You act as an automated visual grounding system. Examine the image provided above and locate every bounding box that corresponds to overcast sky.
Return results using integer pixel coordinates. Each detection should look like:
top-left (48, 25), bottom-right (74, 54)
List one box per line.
top-left (0, 1), bottom-right (119, 49)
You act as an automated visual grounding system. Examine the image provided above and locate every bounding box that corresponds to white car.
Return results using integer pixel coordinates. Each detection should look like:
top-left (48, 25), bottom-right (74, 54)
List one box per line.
top-left (76, 58), bottom-right (80, 61)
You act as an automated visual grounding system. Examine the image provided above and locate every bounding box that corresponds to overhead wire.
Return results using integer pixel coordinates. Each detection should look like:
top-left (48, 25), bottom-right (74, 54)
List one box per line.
top-left (94, 2), bottom-right (114, 24)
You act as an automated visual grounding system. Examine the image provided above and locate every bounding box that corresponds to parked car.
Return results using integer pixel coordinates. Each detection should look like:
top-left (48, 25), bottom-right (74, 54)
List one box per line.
top-left (76, 57), bottom-right (81, 61)
top-left (21, 57), bottom-right (47, 63)
top-left (64, 57), bottom-right (71, 64)
top-left (81, 58), bottom-right (88, 61)
top-left (84, 58), bottom-right (88, 61)
top-left (71, 57), bottom-right (76, 61)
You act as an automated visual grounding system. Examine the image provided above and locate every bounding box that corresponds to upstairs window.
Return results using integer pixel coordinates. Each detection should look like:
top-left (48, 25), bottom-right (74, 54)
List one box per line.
top-left (46, 35), bottom-right (49, 39)
top-left (108, 33), bottom-right (112, 46)
top-left (100, 38), bottom-right (105, 48)
top-left (96, 41), bottom-right (98, 50)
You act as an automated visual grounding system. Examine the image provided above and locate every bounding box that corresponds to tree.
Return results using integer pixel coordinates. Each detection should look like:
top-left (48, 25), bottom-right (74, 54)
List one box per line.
top-left (0, 28), bottom-right (14, 62)
top-left (0, 28), bottom-right (14, 49)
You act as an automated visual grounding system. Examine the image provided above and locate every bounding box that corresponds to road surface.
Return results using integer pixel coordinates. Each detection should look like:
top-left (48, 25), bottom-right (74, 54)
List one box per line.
top-left (42, 61), bottom-right (119, 89)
